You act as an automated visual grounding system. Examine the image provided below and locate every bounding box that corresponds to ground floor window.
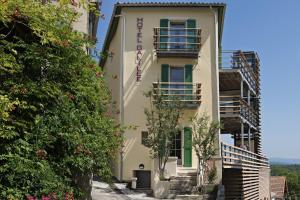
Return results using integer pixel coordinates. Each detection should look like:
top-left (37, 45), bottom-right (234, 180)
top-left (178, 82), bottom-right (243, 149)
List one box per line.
top-left (170, 131), bottom-right (182, 165)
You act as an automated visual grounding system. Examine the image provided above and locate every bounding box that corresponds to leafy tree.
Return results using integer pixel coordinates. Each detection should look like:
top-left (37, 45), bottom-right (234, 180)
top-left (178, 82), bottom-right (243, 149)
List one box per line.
top-left (144, 87), bottom-right (182, 180)
top-left (190, 113), bottom-right (221, 192)
top-left (0, 0), bottom-right (120, 199)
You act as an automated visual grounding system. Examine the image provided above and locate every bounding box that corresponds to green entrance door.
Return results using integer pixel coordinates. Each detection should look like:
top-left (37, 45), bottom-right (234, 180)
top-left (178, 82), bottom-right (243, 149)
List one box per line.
top-left (183, 127), bottom-right (192, 167)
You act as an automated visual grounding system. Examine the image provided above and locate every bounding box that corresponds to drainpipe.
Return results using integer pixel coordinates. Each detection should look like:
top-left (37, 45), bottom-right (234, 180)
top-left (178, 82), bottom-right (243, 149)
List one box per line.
top-left (211, 6), bottom-right (221, 156)
top-left (115, 13), bottom-right (125, 182)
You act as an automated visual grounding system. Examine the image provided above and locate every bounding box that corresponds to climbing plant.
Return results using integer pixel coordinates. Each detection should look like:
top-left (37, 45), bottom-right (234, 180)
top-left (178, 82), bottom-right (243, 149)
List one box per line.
top-left (0, 0), bottom-right (120, 199)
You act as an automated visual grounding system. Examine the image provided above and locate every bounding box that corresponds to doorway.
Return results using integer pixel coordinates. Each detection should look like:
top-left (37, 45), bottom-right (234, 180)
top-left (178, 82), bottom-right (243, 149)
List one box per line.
top-left (170, 131), bottom-right (182, 165)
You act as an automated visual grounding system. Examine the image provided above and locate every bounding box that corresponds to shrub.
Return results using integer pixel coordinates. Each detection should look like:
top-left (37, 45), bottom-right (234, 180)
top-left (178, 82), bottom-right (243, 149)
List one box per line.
top-left (0, 0), bottom-right (121, 199)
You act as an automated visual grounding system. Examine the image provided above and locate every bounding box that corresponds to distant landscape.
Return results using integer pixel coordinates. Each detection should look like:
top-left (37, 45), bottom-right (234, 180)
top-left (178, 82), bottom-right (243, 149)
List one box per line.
top-left (271, 164), bottom-right (300, 198)
top-left (270, 158), bottom-right (300, 165)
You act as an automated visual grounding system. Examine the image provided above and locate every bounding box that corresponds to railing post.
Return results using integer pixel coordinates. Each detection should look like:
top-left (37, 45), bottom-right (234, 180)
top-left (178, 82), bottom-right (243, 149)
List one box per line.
top-left (248, 127), bottom-right (251, 152)
top-left (241, 121), bottom-right (244, 147)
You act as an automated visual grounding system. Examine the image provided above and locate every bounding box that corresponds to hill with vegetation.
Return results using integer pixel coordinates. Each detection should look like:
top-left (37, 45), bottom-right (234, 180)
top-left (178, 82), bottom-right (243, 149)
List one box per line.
top-left (271, 164), bottom-right (300, 198)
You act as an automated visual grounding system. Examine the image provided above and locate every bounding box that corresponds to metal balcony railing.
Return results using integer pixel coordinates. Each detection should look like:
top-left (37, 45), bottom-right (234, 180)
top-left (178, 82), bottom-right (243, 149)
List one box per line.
top-left (220, 95), bottom-right (259, 127)
top-left (221, 142), bottom-right (269, 168)
top-left (220, 51), bottom-right (260, 94)
top-left (153, 27), bottom-right (201, 58)
top-left (152, 82), bottom-right (201, 107)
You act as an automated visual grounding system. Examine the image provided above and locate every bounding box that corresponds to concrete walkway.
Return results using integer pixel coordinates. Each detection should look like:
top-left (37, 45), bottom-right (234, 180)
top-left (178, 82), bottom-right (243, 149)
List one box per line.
top-left (91, 181), bottom-right (156, 200)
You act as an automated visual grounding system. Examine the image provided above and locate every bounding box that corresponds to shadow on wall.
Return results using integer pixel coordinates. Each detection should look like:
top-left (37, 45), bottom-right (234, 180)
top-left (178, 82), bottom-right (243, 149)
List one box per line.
top-left (123, 137), bottom-right (137, 160)
top-left (123, 50), bottom-right (156, 106)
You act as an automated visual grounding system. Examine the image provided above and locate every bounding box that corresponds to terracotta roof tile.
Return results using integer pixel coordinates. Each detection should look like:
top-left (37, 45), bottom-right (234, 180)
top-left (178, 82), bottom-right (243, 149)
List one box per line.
top-left (116, 2), bottom-right (226, 7)
top-left (271, 176), bottom-right (287, 199)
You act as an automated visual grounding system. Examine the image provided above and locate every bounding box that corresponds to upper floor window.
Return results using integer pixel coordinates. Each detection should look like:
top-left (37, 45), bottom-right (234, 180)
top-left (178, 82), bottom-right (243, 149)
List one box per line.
top-left (169, 21), bottom-right (186, 50)
top-left (154, 19), bottom-right (201, 58)
top-left (152, 64), bottom-right (201, 108)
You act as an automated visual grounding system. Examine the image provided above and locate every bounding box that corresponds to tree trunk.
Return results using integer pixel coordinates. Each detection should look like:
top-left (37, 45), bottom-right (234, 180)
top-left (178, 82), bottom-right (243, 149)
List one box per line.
top-left (197, 158), bottom-right (205, 192)
top-left (197, 159), bottom-right (201, 187)
top-left (73, 172), bottom-right (93, 200)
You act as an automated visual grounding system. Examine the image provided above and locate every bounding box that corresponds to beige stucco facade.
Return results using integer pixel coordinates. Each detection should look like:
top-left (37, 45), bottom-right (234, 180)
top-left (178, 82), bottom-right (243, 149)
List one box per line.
top-left (73, 5), bottom-right (89, 34)
top-left (103, 5), bottom-right (222, 184)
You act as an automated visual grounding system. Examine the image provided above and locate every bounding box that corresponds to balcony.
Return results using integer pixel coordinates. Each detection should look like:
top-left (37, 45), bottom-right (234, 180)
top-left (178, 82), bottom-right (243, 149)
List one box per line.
top-left (220, 95), bottom-right (259, 127)
top-left (219, 51), bottom-right (260, 94)
top-left (221, 142), bottom-right (269, 169)
top-left (221, 142), bottom-right (269, 199)
top-left (152, 82), bottom-right (201, 108)
top-left (153, 27), bottom-right (201, 58)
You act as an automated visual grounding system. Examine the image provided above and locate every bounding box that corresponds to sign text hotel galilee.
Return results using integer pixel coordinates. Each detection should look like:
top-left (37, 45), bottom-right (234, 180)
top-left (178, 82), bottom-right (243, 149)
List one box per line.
top-left (136, 18), bottom-right (143, 82)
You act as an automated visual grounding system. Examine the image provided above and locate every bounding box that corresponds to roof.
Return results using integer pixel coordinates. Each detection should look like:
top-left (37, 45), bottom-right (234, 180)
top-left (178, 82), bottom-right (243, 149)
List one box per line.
top-left (99, 1), bottom-right (226, 67)
top-left (271, 176), bottom-right (288, 199)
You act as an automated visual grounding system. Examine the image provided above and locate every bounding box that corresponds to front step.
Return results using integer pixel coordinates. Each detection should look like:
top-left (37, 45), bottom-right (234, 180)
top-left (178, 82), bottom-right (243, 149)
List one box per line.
top-left (168, 193), bottom-right (201, 199)
top-left (177, 167), bottom-right (197, 176)
top-left (170, 179), bottom-right (196, 193)
top-left (177, 171), bottom-right (197, 176)
top-left (169, 169), bottom-right (198, 197)
top-left (172, 175), bottom-right (197, 181)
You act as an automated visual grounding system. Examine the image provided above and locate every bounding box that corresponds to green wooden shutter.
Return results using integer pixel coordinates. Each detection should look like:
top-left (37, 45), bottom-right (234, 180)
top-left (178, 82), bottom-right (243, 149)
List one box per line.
top-left (161, 64), bottom-right (169, 96)
top-left (160, 19), bottom-right (169, 50)
top-left (161, 64), bottom-right (169, 82)
top-left (184, 127), bottom-right (192, 167)
top-left (185, 65), bottom-right (193, 101)
top-left (187, 19), bottom-right (196, 50)
top-left (185, 65), bottom-right (193, 83)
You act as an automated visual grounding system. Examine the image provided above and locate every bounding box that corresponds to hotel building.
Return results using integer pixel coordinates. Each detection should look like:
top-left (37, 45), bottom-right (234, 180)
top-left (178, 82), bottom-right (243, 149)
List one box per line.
top-left (100, 2), bottom-right (270, 199)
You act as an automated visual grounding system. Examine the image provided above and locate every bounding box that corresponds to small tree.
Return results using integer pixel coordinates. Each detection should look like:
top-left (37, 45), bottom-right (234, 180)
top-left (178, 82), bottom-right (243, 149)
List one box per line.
top-left (144, 87), bottom-right (182, 180)
top-left (191, 113), bottom-right (221, 192)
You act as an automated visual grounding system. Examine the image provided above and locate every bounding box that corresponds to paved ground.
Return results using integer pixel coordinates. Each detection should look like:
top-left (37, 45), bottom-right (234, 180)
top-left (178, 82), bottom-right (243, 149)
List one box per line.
top-left (91, 181), bottom-right (156, 200)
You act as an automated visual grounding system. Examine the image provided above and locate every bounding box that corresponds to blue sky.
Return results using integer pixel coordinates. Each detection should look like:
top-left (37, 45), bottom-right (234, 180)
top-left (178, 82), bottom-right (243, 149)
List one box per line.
top-left (97, 0), bottom-right (300, 159)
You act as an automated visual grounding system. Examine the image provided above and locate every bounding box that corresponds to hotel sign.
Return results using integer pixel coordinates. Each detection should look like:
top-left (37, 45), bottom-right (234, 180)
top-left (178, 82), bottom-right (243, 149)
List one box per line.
top-left (136, 18), bottom-right (143, 82)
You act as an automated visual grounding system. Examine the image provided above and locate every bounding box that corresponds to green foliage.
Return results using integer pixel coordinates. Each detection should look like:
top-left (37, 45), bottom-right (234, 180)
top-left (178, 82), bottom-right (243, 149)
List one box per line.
top-left (271, 164), bottom-right (300, 198)
top-left (207, 166), bottom-right (217, 184)
top-left (0, 0), bottom-right (120, 199)
top-left (191, 114), bottom-right (221, 163)
top-left (144, 88), bottom-right (182, 180)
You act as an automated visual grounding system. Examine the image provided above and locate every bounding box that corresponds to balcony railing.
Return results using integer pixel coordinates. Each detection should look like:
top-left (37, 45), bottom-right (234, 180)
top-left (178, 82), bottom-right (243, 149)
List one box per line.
top-left (152, 82), bottom-right (201, 107)
top-left (220, 95), bottom-right (259, 127)
top-left (221, 142), bottom-right (269, 168)
top-left (220, 51), bottom-right (260, 94)
top-left (153, 27), bottom-right (201, 58)
top-left (221, 142), bottom-right (269, 199)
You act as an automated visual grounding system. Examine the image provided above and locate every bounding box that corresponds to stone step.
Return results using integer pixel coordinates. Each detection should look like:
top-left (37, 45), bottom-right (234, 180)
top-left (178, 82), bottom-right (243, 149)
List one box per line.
top-left (177, 168), bottom-right (197, 176)
top-left (132, 189), bottom-right (153, 195)
top-left (171, 175), bottom-right (197, 181)
top-left (168, 192), bottom-right (201, 200)
top-left (175, 194), bottom-right (201, 200)
top-left (169, 189), bottom-right (192, 195)
top-left (170, 180), bottom-right (197, 192)
top-left (177, 172), bottom-right (197, 176)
